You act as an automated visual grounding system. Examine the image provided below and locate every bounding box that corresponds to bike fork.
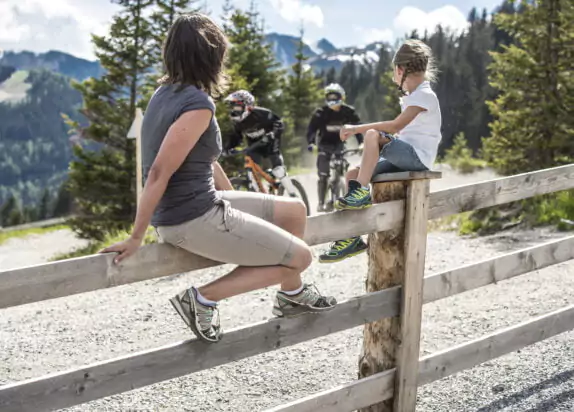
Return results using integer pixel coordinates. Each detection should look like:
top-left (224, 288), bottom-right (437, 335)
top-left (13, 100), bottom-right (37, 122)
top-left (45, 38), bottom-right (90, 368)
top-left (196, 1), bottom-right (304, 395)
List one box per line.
top-left (247, 169), bottom-right (261, 192)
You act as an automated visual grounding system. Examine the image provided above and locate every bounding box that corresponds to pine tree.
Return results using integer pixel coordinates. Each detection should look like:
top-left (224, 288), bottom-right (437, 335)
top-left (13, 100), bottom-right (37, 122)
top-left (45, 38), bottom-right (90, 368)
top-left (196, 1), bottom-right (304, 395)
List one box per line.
top-left (223, 1), bottom-right (283, 109)
top-left (283, 29), bottom-right (323, 139)
top-left (0, 195), bottom-right (18, 227)
top-left (38, 188), bottom-right (51, 220)
top-left (483, 0), bottom-right (574, 175)
top-left (149, 0), bottom-right (200, 75)
top-left (66, 0), bottom-right (155, 241)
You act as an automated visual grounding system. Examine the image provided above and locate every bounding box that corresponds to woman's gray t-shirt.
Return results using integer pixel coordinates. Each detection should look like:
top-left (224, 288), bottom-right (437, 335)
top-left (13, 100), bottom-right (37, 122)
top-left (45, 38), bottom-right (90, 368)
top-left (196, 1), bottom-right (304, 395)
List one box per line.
top-left (141, 84), bottom-right (222, 226)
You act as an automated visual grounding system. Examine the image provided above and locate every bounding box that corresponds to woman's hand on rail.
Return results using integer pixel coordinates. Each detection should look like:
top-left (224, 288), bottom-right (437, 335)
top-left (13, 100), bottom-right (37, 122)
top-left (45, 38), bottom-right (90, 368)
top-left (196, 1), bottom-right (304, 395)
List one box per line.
top-left (99, 236), bottom-right (142, 264)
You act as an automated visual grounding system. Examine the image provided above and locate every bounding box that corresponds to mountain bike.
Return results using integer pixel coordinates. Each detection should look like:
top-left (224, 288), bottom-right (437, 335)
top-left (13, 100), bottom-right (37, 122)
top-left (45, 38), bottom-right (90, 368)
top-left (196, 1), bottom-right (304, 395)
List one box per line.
top-left (324, 147), bottom-right (363, 212)
top-left (222, 144), bottom-right (311, 216)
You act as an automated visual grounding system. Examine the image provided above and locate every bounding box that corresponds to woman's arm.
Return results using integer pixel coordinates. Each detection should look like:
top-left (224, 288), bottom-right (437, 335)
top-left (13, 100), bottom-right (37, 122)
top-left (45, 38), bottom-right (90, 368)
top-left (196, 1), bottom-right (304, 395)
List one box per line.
top-left (213, 161), bottom-right (233, 190)
top-left (101, 109), bottom-right (212, 263)
top-left (341, 106), bottom-right (426, 139)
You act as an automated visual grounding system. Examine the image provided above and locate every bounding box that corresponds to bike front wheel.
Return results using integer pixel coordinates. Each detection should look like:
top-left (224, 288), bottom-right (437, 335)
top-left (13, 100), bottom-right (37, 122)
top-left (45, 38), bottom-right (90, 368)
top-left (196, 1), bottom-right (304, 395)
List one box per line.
top-left (278, 178), bottom-right (311, 216)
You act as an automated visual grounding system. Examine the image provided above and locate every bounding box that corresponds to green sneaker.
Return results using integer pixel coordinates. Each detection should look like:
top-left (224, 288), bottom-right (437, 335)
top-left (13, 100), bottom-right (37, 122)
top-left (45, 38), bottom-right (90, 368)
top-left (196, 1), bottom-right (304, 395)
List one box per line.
top-left (272, 284), bottom-right (337, 317)
top-left (334, 180), bottom-right (372, 210)
top-left (318, 236), bottom-right (368, 263)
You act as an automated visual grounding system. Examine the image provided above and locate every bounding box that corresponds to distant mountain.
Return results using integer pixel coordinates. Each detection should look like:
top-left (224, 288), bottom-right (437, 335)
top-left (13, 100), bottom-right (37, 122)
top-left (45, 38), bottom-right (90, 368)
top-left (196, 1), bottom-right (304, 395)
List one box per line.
top-left (264, 33), bottom-right (385, 73)
top-left (265, 33), bottom-right (318, 67)
top-left (0, 50), bottom-right (103, 81)
top-left (312, 38), bottom-right (338, 54)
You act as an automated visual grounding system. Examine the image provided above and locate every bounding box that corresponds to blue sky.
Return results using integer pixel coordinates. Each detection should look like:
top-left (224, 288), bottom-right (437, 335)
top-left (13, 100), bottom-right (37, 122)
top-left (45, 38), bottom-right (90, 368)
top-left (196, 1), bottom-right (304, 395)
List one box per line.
top-left (0, 0), bottom-right (504, 60)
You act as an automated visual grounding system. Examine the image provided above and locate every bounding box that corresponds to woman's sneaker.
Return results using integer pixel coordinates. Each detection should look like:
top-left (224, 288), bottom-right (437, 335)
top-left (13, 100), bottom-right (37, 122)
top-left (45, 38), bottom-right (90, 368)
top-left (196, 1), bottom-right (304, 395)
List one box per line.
top-left (272, 284), bottom-right (337, 317)
top-left (169, 287), bottom-right (221, 343)
top-left (318, 236), bottom-right (368, 263)
top-left (334, 180), bottom-right (372, 210)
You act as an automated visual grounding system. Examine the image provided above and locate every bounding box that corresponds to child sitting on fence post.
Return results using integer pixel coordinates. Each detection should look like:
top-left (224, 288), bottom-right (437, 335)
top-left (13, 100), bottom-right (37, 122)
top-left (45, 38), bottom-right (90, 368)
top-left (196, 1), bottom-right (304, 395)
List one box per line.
top-left (318, 39), bottom-right (442, 263)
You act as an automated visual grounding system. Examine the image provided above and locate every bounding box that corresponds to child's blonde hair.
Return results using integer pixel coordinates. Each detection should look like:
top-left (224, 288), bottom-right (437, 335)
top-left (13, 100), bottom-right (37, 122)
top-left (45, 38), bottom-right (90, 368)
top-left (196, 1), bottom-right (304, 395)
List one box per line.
top-left (392, 39), bottom-right (437, 94)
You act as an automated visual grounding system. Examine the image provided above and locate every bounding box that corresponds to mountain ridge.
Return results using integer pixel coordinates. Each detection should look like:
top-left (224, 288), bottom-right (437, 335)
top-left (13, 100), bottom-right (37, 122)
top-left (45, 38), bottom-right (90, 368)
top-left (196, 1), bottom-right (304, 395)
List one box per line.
top-left (0, 34), bottom-right (386, 84)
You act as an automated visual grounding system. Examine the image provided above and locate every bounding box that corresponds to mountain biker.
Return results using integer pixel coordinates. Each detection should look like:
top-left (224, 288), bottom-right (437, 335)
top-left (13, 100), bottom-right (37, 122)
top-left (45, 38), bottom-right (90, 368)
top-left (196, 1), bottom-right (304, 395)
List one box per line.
top-left (307, 83), bottom-right (363, 212)
top-left (223, 90), bottom-right (298, 197)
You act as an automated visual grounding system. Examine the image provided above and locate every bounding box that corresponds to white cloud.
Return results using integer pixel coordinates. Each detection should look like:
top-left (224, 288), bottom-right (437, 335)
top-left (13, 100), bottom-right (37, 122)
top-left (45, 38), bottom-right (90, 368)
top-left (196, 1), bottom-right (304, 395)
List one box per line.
top-left (0, 0), bottom-right (115, 60)
top-left (393, 5), bottom-right (468, 37)
top-left (269, 0), bottom-right (324, 28)
top-left (354, 26), bottom-right (394, 45)
top-left (353, 5), bottom-right (468, 46)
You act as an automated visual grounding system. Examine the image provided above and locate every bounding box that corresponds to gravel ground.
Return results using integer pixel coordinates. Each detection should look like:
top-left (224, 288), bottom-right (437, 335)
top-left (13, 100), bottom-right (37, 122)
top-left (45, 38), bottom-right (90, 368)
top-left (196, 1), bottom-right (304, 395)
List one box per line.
top-left (2, 228), bottom-right (574, 411)
top-left (2, 167), bottom-right (574, 411)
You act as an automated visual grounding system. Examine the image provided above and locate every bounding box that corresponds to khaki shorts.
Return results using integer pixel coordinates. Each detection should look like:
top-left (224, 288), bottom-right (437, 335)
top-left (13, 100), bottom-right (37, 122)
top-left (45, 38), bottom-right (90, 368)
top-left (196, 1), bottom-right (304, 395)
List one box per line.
top-left (156, 191), bottom-right (295, 267)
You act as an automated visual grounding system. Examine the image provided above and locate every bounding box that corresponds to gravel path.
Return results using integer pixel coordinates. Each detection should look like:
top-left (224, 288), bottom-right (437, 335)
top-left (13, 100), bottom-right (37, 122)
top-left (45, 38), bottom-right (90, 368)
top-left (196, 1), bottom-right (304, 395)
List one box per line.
top-left (2, 228), bottom-right (574, 411)
top-left (2, 167), bottom-right (574, 411)
top-left (0, 229), bottom-right (90, 271)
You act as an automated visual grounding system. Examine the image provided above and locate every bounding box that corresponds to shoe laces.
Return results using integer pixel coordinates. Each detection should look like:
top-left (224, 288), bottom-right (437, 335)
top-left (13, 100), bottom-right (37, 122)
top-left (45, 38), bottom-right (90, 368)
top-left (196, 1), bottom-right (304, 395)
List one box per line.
top-left (292, 284), bottom-right (331, 307)
top-left (349, 187), bottom-right (369, 200)
top-left (194, 299), bottom-right (219, 331)
top-left (329, 238), bottom-right (354, 251)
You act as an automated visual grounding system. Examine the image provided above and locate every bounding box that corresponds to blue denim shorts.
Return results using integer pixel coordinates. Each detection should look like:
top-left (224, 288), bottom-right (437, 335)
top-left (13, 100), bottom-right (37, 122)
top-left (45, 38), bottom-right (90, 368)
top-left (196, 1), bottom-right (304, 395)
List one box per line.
top-left (372, 132), bottom-right (428, 176)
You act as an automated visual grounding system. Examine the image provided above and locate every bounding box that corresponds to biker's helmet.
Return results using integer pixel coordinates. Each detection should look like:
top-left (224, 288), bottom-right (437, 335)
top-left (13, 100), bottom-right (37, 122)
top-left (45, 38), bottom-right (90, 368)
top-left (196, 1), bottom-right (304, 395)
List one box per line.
top-left (324, 83), bottom-right (345, 108)
top-left (224, 90), bottom-right (255, 122)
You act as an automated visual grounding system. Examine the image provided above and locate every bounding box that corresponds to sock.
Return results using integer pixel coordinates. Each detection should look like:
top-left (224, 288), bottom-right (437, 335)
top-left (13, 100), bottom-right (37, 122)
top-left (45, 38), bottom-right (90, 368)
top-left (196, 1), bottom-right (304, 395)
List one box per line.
top-left (193, 287), bottom-right (217, 307)
top-left (281, 284), bottom-right (305, 296)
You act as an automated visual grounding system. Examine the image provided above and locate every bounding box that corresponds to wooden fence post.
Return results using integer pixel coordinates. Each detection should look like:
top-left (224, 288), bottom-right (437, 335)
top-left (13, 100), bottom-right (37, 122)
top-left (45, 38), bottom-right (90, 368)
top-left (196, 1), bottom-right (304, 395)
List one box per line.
top-left (359, 171), bottom-right (438, 412)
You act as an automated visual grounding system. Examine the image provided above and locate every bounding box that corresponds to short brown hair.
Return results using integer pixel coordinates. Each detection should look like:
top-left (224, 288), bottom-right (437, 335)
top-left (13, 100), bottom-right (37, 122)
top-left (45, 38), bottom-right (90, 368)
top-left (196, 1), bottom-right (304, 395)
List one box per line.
top-left (393, 39), bottom-right (437, 91)
top-left (159, 13), bottom-right (228, 97)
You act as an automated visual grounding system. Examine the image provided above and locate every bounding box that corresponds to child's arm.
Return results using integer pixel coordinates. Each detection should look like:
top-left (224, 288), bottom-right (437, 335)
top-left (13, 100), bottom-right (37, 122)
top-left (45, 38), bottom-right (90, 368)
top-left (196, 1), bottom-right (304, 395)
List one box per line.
top-left (341, 106), bottom-right (426, 141)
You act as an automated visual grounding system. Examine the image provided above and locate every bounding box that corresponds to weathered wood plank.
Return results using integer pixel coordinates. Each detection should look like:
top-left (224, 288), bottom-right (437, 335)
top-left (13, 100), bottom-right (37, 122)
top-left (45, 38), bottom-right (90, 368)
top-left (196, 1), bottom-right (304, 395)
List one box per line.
top-left (0, 287), bottom-right (401, 412)
top-left (3, 164), bottom-right (574, 310)
top-left (0, 200), bottom-right (404, 310)
top-left (267, 304), bottom-right (574, 412)
top-left (265, 370), bottom-right (394, 412)
top-left (423, 235), bottom-right (574, 304)
top-left (305, 200), bottom-right (404, 246)
top-left (429, 163), bottom-right (574, 219)
top-left (372, 171), bottom-right (442, 183)
top-left (419, 303), bottom-right (574, 385)
top-left (3, 233), bottom-right (574, 411)
top-left (393, 179), bottom-right (429, 412)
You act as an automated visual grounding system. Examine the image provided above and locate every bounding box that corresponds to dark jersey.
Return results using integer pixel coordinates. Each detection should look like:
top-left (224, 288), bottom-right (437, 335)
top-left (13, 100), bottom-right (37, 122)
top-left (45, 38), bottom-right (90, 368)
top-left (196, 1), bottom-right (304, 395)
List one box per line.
top-left (225, 106), bottom-right (284, 150)
top-left (306, 104), bottom-right (363, 146)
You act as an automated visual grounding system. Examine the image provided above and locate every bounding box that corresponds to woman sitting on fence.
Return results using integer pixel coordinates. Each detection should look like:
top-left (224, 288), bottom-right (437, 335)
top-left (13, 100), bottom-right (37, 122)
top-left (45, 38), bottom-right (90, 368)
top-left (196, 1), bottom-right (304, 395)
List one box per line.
top-left (319, 39), bottom-right (442, 263)
top-left (100, 13), bottom-right (337, 343)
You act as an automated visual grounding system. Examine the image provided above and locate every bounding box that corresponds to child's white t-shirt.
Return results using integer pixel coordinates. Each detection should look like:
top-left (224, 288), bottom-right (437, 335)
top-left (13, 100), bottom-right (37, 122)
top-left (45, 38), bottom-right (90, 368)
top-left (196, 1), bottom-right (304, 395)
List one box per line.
top-left (397, 81), bottom-right (442, 169)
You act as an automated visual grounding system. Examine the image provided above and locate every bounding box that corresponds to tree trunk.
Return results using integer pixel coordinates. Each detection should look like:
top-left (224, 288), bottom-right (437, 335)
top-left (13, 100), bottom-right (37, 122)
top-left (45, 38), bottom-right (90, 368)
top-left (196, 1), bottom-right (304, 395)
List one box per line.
top-left (358, 181), bottom-right (407, 412)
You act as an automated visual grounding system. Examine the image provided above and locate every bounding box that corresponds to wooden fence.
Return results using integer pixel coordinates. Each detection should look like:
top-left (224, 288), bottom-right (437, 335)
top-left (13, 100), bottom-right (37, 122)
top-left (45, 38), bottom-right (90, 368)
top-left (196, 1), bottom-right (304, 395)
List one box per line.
top-left (1, 164), bottom-right (574, 411)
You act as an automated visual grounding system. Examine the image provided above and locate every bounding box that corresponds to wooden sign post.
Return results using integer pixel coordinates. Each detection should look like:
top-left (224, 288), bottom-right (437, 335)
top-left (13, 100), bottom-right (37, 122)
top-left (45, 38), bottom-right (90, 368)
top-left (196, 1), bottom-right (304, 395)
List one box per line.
top-left (127, 108), bottom-right (144, 207)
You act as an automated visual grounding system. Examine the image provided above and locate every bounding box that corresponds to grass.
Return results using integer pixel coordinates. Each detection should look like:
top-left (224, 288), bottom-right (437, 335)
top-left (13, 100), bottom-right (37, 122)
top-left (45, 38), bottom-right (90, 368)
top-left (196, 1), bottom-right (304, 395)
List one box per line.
top-left (51, 227), bottom-right (158, 261)
top-left (427, 212), bottom-right (474, 234)
top-left (0, 224), bottom-right (68, 246)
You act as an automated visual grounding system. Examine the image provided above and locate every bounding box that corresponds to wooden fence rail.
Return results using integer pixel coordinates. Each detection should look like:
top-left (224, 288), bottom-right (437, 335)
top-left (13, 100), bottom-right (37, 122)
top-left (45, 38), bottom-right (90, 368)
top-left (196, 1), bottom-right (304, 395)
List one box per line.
top-left (3, 163), bottom-right (574, 311)
top-left (2, 164), bottom-right (574, 412)
top-left (267, 304), bottom-right (574, 412)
